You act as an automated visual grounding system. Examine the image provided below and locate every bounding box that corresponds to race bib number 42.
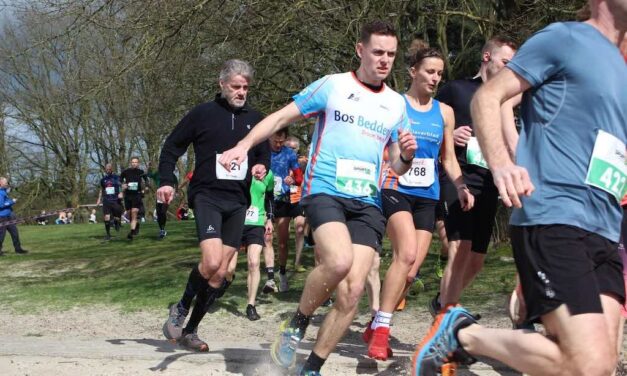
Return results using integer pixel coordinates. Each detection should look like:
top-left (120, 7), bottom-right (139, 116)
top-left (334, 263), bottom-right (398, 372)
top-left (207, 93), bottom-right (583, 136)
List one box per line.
top-left (466, 137), bottom-right (488, 169)
top-left (585, 130), bottom-right (626, 203)
top-left (216, 154), bottom-right (248, 181)
top-left (335, 159), bottom-right (378, 198)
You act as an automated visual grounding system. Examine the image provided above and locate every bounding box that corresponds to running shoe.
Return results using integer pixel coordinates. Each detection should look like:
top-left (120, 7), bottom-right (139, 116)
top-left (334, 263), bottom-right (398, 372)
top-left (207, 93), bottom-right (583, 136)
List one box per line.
top-left (104, 235), bottom-right (112, 241)
top-left (396, 298), bottom-right (406, 311)
top-left (271, 319), bottom-right (303, 368)
top-left (246, 304), bottom-right (261, 321)
top-left (294, 265), bottom-right (307, 273)
top-left (15, 249), bottom-right (28, 254)
top-left (441, 362), bottom-right (457, 376)
top-left (163, 304), bottom-right (189, 341)
top-left (428, 292), bottom-right (441, 318)
top-left (297, 368), bottom-right (322, 376)
top-left (367, 326), bottom-right (393, 360)
top-left (127, 231), bottom-right (133, 240)
top-left (321, 297), bottom-right (333, 307)
top-left (362, 319), bottom-right (374, 343)
top-left (178, 330), bottom-right (209, 352)
top-left (412, 307), bottom-right (477, 376)
top-left (158, 229), bottom-right (167, 240)
top-left (435, 257), bottom-right (446, 279)
top-left (279, 273), bottom-right (289, 292)
top-left (262, 279), bottom-right (278, 294)
top-left (114, 219), bottom-right (120, 232)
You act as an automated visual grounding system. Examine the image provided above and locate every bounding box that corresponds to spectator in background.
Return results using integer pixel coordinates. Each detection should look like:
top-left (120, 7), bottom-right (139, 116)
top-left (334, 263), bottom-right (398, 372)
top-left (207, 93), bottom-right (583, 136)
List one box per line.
top-left (89, 209), bottom-right (97, 224)
top-left (0, 177), bottom-right (28, 255)
top-left (55, 211), bottom-right (67, 225)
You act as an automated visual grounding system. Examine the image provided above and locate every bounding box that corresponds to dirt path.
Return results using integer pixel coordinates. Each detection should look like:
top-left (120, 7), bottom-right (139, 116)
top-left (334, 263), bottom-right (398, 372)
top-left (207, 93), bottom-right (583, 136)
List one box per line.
top-left (0, 305), bottom-right (525, 375)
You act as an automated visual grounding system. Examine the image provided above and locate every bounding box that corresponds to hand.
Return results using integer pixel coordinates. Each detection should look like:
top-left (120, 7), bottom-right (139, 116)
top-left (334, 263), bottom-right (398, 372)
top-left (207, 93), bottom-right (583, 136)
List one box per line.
top-left (398, 128), bottom-right (418, 161)
top-left (122, 183), bottom-right (128, 190)
top-left (156, 185), bottom-right (176, 205)
top-left (265, 219), bottom-right (274, 235)
top-left (219, 143), bottom-right (250, 171)
top-left (284, 175), bottom-right (295, 185)
top-left (457, 187), bottom-right (475, 211)
top-left (251, 164), bottom-right (267, 180)
top-left (117, 193), bottom-right (123, 199)
top-left (491, 164), bottom-right (535, 208)
top-left (453, 126), bottom-right (472, 147)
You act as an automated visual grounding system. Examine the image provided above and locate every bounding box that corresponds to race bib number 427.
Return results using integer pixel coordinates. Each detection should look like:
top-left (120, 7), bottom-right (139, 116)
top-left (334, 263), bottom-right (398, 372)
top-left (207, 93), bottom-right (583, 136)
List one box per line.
top-left (585, 130), bottom-right (626, 203)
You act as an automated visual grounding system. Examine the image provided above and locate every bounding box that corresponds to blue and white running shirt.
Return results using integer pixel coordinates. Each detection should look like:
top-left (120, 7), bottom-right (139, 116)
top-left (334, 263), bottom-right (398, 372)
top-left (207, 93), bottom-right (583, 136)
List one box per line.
top-left (292, 72), bottom-right (410, 208)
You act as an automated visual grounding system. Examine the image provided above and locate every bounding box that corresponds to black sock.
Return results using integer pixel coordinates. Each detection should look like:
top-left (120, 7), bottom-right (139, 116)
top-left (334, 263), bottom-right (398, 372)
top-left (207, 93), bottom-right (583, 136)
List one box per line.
top-left (266, 267), bottom-right (274, 280)
top-left (178, 266), bottom-right (206, 311)
top-left (215, 275), bottom-right (234, 299)
top-left (156, 202), bottom-right (167, 230)
top-left (289, 308), bottom-right (310, 334)
top-left (104, 220), bottom-right (111, 236)
top-left (183, 286), bottom-right (209, 334)
top-left (134, 222), bottom-right (141, 235)
top-left (280, 265), bottom-right (286, 275)
top-left (302, 351), bottom-right (326, 373)
top-left (202, 284), bottom-right (221, 312)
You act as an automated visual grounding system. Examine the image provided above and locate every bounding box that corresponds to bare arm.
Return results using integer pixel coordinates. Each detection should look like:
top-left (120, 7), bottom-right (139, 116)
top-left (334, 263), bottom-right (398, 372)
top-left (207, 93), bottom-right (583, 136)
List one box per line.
top-left (471, 68), bottom-right (534, 207)
top-left (387, 129), bottom-right (418, 176)
top-left (440, 104), bottom-right (474, 211)
top-left (219, 102), bottom-right (303, 169)
top-left (500, 94), bottom-right (522, 160)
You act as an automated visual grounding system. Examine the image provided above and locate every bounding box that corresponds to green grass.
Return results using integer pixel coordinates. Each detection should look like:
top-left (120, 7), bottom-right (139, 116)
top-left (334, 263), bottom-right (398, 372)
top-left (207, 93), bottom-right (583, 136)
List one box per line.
top-left (0, 222), bottom-right (518, 315)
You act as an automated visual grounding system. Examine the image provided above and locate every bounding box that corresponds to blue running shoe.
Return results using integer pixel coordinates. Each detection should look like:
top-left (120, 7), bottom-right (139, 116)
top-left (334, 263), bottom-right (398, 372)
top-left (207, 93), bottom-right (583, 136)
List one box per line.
top-left (271, 320), bottom-right (303, 368)
top-left (412, 307), bottom-right (477, 376)
top-left (296, 365), bottom-right (322, 376)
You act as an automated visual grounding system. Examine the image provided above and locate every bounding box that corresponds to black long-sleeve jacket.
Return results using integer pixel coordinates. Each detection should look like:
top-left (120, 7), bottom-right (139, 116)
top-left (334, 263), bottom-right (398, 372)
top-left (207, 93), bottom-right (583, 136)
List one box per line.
top-left (159, 94), bottom-right (270, 206)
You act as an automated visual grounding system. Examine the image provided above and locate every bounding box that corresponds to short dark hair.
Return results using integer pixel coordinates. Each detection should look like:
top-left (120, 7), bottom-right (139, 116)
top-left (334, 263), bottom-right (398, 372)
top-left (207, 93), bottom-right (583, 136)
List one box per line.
top-left (359, 20), bottom-right (397, 44)
top-left (274, 128), bottom-right (288, 138)
top-left (482, 36), bottom-right (518, 54)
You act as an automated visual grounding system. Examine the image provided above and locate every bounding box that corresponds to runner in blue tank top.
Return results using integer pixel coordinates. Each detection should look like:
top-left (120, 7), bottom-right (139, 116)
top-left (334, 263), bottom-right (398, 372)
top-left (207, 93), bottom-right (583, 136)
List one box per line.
top-left (220, 20), bottom-right (417, 375)
top-left (364, 40), bottom-right (474, 361)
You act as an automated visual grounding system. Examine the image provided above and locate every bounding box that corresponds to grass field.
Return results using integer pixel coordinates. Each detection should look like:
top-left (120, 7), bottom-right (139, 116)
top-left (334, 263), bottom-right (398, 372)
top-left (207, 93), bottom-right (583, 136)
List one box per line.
top-left (0, 221), bottom-right (518, 315)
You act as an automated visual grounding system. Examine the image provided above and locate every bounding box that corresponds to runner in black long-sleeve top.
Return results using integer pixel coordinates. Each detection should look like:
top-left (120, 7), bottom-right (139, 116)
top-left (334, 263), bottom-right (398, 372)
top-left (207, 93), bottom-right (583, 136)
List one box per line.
top-left (158, 59), bottom-right (270, 351)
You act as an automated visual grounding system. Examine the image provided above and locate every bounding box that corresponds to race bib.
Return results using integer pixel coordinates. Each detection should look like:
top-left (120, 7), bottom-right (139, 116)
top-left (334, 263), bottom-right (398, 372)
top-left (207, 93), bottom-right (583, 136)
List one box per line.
top-left (216, 154), bottom-right (248, 180)
top-left (466, 137), bottom-right (488, 169)
top-left (127, 182), bottom-right (138, 191)
top-left (245, 206), bottom-right (259, 223)
top-left (105, 187), bottom-right (116, 195)
top-left (584, 130), bottom-right (626, 203)
top-left (335, 159), bottom-right (378, 198)
top-left (399, 158), bottom-right (435, 187)
top-left (273, 176), bottom-right (283, 196)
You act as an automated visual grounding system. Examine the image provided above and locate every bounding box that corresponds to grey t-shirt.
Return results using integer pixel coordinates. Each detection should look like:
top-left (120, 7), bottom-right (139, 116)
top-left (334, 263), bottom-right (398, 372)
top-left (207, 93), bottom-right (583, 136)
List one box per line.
top-left (508, 22), bottom-right (627, 242)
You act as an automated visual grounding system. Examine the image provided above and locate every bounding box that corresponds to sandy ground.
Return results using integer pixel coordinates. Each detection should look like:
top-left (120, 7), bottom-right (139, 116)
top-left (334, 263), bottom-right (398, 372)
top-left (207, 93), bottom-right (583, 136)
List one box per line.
top-left (0, 304), bottom-right (526, 376)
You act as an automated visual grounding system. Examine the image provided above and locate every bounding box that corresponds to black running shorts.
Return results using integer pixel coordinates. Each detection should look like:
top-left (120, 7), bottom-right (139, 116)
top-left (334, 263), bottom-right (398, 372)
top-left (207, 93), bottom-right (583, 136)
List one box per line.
top-left (381, 189), bottom-right (437, 232)
top-left (241, 225), bottom-right (264, 247)
top-left (124, 194), bottom-right (143, 210)
top-left (512, 224), bottom-right (625, 323)
top-left (193, 191), bottom-right (246, 248)
top-left (274, 200), bottom-right (304, 218)
top-left (300, 193), bottom-right (385, 252)
top-left (444, 188), bottom-right (498, 254)
top-left (102, 200), bottom-right (123, 217)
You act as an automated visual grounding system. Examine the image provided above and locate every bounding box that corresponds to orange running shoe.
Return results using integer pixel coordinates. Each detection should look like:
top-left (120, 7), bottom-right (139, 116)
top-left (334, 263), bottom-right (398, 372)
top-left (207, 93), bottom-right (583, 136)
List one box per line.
top-left (396, 297), bottom-right (406, 311)
top-left (441, 362), bottom-right (457, 376)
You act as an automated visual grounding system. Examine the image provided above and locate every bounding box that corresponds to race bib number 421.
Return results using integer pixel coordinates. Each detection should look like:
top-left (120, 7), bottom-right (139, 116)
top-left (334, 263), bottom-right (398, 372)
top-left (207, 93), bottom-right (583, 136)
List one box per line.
top-left (216, 154), bottom-right (248, 181)
top-left (585, 130), bottom-right (626, 203)
top-left (335, 159), bottom-right (378, 198)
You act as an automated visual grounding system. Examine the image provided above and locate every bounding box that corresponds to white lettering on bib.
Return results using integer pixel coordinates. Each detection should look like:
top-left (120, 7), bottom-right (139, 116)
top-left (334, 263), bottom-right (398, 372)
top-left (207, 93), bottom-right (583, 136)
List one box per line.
top-left (216, 154), bottom-right (248, 181)
top-left (335, 159), bottom-right (377, 197)
top-left (585, 130), bottom-right (626, 203)
top-left (399, 158), bottom-right (435, 187)
top-left (105, 187), bottom-right (116, 195)
top-left (127, 182), bottom-right (138, 191)
top-left (466, 137), bottom-right (488, 169)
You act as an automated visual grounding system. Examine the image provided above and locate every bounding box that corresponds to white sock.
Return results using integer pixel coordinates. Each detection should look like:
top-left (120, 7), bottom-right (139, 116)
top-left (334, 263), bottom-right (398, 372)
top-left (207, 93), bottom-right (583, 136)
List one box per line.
top-left (371, 311), bottom-right (393, 330)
